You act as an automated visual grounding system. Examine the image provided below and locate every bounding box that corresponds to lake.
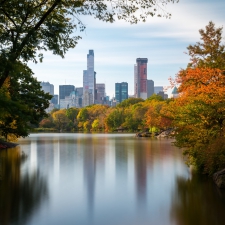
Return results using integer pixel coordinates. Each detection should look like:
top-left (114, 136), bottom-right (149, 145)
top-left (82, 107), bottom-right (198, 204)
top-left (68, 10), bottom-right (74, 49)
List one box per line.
top-left (0, 133), bottom-right (225, 225)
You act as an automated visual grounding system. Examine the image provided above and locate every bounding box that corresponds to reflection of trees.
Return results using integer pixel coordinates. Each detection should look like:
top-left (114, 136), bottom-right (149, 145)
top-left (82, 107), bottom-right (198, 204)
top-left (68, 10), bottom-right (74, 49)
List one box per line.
top-left (171, 174), bottom-right (225, 225)
top-left (0, 147), bottom-right (48, 225)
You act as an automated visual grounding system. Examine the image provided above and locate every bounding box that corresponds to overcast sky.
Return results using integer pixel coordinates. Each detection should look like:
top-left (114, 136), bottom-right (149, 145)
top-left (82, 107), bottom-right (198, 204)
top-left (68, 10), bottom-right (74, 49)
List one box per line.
top-left (28, 0), bottom-right (225, 97)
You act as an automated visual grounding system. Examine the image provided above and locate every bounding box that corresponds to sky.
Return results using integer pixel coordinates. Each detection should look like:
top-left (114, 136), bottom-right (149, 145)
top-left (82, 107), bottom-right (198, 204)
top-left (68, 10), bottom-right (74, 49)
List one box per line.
top-left (28, 0), bottom-right (225, 98)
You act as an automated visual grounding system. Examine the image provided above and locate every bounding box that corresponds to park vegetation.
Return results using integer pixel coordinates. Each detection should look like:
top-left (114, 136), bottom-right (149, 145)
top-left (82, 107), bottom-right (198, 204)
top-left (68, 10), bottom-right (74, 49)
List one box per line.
top-left (0, 1), bottom-right (224, 176)
top-left (37, 94), bottom-right (173, 134)
top-left (0, 0), bottom-right (178, 141)
top-left (170, 21), bottom-right (225, 175)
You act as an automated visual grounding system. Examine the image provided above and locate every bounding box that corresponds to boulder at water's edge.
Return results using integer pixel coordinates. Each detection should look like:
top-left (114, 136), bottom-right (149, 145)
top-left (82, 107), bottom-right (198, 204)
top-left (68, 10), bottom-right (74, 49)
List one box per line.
top-left (213, 168), bottom-right (225, 189)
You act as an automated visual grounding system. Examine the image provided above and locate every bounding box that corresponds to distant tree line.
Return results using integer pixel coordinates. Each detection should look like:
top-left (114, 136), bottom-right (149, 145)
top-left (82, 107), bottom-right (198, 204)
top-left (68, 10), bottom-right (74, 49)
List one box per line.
top-left (38, 95), bottom-right (172, 133)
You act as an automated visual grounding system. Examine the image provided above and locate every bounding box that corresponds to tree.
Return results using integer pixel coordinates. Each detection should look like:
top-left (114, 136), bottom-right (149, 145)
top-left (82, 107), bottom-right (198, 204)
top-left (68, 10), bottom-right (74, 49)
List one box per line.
top-left (39, 118), bottom-right (54, 128)
top-left (105, 108), bottom-right (125, 131)
top-left (186, 21), bottom-right (225, 69)
top-left (52, 109), bottom-right (69, 131)
top-left (0, 0), bottom-right (178, 138)
top-left (173, 68), bottom-right (225, 174)
top-left (170, 22), bottom-right (225, 174)
top-left (0, 62), bottom-right (51, 140)
top-left (0, 0), bottom-right (178, 88)
top-left (117, 97), bottom-right (144, 108)
top-left (147, 93), bottom-right (164, 101)
top-left (77, 108), bottom-right (88, 122)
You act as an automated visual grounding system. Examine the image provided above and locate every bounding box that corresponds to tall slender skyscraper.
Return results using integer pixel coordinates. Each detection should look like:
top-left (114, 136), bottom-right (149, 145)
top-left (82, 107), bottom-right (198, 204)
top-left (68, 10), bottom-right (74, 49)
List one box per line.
top-left (83, 50), bottom-right (95, 106)
top-left (134, 58), bottom-right (148, 100)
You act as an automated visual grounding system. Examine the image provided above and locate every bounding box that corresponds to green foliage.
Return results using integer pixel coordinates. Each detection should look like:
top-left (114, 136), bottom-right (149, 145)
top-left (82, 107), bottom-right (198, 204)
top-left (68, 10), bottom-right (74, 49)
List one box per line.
top-left (77, 108), bottom-right (88, 122)
top-left (0, 0), bottom-right (177, 87)
top-left (105, 109), bottom-right (125, 131)
top-left (187, 21), bottom-right (225, 69)
top-left (92, 119), bottom-right (100, 131)
top-left (66, 108), bottom-right (79, 122)
top-left (0, 62), bottom-right (51, 140)
top-left (147, 94), bottom-right (164, 101)
top-left (0, 0), bottom-right (178, 139)
top-left (117, 98), bottom-right (144, 108)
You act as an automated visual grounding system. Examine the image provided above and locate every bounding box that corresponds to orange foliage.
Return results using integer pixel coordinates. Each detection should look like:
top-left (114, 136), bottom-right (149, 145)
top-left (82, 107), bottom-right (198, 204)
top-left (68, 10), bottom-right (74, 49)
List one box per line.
top-left (175, 68), bottom-right (225, 104)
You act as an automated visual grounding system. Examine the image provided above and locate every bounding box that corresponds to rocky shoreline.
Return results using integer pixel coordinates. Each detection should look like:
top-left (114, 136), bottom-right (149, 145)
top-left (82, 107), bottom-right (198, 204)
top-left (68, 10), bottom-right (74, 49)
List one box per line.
top-left (0, 140), bottom-right (18, 150)
top-left (135, 129), bottom-right (174, 138)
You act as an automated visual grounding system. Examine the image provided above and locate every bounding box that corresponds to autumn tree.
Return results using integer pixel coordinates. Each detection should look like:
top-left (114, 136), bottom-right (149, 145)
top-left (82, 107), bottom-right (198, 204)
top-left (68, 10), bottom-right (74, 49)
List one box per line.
top-left (126, 102), bottom-right (148, 131)
top-left (52, 109), bottom-right (69, 131)
top-left (117, 98), bottom-right (144, 108)
top-left (105, 108), bottom-right (125, 131)
top-left (186, 21), bottom-right (225, 69)
top-left (88, 105), bottom-right (109, 131)
top-left (172, 22), bottom-right (225, 174)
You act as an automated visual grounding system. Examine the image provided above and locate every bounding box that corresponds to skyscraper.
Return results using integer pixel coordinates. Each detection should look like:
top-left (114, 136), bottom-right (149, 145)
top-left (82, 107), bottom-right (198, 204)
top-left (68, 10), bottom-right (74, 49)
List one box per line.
top-left (83, 50), bottom-right (95, 106)
top-left (147, 79), bottom-right (154, 98)
top-left (40, 81), bottom-right (54, 96)
top-left (134, 58), bottom-right (148, 100)
top-left (40, 81), bottom-right (55, 112)
top-left (154, 86), bottom-right (163, 94)
top-left (115, 82), bottom-right (128, 103)
top-left (59, 85), bottom-right (75, 107)
top-left (95, 83), bottom-right (105, 104)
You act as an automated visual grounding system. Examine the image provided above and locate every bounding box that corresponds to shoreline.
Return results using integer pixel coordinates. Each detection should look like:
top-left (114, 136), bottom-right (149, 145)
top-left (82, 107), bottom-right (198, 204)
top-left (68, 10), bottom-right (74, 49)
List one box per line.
top-left (0, 140), bottom-right (18, 150)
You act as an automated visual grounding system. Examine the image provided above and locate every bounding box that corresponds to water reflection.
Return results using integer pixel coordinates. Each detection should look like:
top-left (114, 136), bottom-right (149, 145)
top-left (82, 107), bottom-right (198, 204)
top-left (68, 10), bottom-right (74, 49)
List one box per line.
top-left (83, 137), bottom-right (96, 217)
top-left (0, 147), bottom-right (48, 225)
top-left (1, 134), bottom-right (225, 225)
top-left (171, 173), bottom-right (225, 225)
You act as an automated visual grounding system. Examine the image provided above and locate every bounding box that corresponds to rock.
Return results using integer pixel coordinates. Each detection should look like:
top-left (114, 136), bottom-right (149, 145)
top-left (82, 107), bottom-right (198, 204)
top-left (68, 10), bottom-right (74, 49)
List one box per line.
top-left (135, 132), bottom-right (151, 137)
top-left (156, 128), bottom-right (175, 139)
top-left (213, 168), bottom-right (225, 189)
top-left (0, 140), bottom-right (18, 150)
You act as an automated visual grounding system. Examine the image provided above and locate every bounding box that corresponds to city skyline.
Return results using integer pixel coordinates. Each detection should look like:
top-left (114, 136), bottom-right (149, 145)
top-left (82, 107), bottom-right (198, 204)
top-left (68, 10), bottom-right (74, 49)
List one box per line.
top-left (28, 0), bottom-right (225, 98)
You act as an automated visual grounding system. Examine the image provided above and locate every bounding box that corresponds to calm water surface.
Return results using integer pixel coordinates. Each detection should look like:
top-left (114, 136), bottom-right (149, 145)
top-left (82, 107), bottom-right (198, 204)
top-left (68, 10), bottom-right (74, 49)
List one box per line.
top-left (0, 133), bottom-right (225, 225)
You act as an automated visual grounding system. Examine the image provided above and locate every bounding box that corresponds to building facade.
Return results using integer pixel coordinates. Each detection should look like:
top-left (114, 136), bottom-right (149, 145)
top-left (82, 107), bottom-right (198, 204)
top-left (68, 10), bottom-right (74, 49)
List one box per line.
top-left (147, 79), bottom-right (154, 98)
top-left (59, 85), bottom-right (75, 108)
top-left (134, 58), bottom-right (148, 100)
top-left (154, 86), bottom-right (164, 94)
top-left (75, 87), bottom-right (83, 107)
top-left (115, 82), bottom-right (128, 103)
top-left (40, 81), bottom-right (55, 112)
top-left (95, 83), bottom-right (106, 104)
top-left (40, 82), bottom-right (54, 96)
top-left (83, 50), bottom-right (95, 106)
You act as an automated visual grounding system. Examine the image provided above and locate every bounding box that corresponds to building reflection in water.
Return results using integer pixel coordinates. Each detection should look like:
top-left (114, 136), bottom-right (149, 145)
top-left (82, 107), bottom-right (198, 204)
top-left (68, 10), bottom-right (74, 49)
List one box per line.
top-left (53, 140), bottom-right (60, 183)
top-left (82, 137), bottom-right (97, 219)
top-left (134, 143), bottom-right (147, 210)
top-left (30, 140), bottom-right (37, 173)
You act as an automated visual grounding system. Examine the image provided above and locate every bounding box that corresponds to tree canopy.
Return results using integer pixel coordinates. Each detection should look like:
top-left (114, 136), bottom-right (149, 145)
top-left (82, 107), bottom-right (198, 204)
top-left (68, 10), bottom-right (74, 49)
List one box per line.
top-left (171, 21), bottom-right (225, 174)
top-left (186, 21), bottom-right (225, 70)
top-left (0, 0), bottom-right (178, 139)
top-left (0, 0), bottom-right (178, 87)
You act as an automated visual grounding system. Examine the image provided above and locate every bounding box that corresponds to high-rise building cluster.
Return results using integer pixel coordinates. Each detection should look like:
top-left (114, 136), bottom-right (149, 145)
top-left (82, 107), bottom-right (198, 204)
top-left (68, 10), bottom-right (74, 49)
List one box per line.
top-left (40, 50), bottom-right (175, 111)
